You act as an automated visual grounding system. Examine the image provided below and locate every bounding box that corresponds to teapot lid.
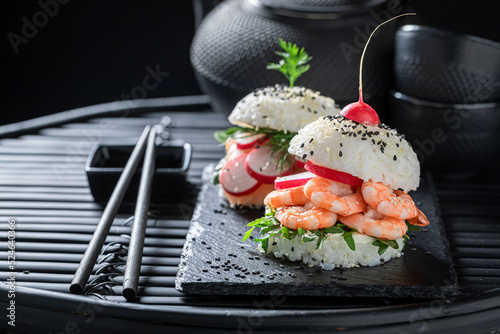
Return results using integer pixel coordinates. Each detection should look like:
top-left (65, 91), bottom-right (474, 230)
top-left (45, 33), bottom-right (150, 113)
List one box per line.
top-left (246, 0), bottom-right (391, 19)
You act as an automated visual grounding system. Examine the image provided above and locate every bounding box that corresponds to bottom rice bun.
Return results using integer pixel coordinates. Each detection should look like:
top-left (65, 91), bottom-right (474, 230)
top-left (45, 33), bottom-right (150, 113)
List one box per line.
top-left (264, 232), bottom-right (404, 270)
top-left (243, 114), bottom-right (428, 269)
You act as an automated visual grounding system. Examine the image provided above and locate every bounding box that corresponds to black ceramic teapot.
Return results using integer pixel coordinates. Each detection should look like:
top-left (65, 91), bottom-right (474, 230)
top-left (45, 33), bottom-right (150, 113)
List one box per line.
top-left (191, 0), bottom-right (405, 120)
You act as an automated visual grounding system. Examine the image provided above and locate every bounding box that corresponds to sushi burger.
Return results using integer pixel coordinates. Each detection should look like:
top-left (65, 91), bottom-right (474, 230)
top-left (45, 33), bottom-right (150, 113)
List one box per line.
top-left (213, 40), bottom-right (340, 208)
top-left (243, 14), bottom-right (428, 269)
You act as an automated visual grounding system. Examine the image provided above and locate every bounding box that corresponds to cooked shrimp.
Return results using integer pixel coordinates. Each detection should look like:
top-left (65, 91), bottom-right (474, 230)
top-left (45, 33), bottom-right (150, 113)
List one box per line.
top-left (338, 206), bottom-right (407, 240)
top-left (407, 209), bottom-right (429, 226)
top-left (275, 202), bottom-right (337, 230)
top-left (361, 181), bottom-right (418, 220)
top-left (304, 177), bottom-right (367, 216)
top-left (264, 186), bottom-right (309, 210)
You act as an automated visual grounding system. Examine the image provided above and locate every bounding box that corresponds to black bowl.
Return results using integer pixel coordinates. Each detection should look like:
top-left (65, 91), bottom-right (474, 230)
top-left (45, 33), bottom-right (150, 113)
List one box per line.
top-left (86, 142), bottom-right (192, 203)
top-left (394, 25), bottom-right (500, 104)
top-left (390, 90), bottom-right (500, 179)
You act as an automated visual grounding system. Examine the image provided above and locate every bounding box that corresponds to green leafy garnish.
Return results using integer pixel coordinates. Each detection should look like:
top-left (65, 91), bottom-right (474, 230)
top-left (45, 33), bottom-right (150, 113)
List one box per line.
top-left (406, 220), bottom-right (422, 232)
top-left (372, 239), bottom-right (400, 256)
top-left (267, 39), bottom-right (312, 87)
top-left (243, 212), bottom-right (422, 257)
top-left (242, 210), bottom-right (361, 252)
top-left (214, 126), bottom-right (297, 173)
top-left (214, 126), bottom-right (242, 143)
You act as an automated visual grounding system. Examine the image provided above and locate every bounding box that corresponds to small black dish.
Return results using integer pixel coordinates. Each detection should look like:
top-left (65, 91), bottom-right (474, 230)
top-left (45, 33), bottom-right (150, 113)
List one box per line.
top-left (394, 25), bottom-right (500, 104)
top-left (390, 90), bottom-right (500, 180)
top-left (86, 142), bottom-right (192, 203)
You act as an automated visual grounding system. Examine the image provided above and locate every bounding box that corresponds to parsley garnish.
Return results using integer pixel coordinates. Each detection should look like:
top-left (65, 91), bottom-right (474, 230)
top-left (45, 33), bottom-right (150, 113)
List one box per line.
top-left (266, 39), bottom-right (312, 87)
top-left (214, 126), bottom-right (297, 173)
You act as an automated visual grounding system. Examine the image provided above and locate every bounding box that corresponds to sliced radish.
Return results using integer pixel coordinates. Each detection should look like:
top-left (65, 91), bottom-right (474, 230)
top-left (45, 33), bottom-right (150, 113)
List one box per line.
top-left (275, 171), bottom-right (316, 189)
top-left (234, 132), bottom-right (267, 150)
top-left (219, 153), bottom-right (261, 196)
top-left (305, 161), bottom-right (363, 187)
top-left (245, 146), bottom-right (283, 184)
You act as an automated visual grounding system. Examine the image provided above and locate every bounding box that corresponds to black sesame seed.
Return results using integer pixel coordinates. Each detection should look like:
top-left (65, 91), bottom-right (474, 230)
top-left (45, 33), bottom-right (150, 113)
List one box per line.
top-left (309, 138), bottom-right (314, 143)
top-left (339, 151), bottom-right (343, 157)
top-left (393, 155), bottom-right (397, 161)
top-left (300, 143), bottom-right (305, 148)
top-left (310, 151), bottom-right (314, 156)
top-left (340, 143), bottom-right (343, 147)
top-left (291, 247), bottom-right (295, 251)
top-left (374, 131), bottom-right (380, 135)
top-left (302, 154), bottom-right (307, 159)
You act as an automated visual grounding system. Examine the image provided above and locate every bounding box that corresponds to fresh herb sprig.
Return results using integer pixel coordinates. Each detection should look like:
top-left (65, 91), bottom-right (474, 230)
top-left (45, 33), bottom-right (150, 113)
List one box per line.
top-left (267, 39), bottom-right (312, 87)
top-left (214, 126), bottom-right (297, 173)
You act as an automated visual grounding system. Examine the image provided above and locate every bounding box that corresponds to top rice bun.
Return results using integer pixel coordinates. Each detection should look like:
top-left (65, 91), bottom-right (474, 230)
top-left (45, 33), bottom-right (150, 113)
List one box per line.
top-left (289, 115), bottom-right (420, 192)
top-left (228, 84), bottom-right (340, 133)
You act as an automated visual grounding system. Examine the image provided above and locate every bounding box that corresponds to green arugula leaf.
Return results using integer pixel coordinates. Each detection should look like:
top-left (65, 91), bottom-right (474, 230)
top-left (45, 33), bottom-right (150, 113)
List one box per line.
top-left (406, 220), bottom-right (422, 232)
top-left (214, 127), bottom-right (243, 143)
top-left (301, 235), bottom-right (316, 243)
top-left (261, 238), bottom-right (269, 253)
top-left (298, 227), bottom-right (306, 235)
top-left (267, 39), bottom-right (312, 87)
top-left (343, 231), bottom-right (356, 251)
top-left (242, 226), bottom-right (255, 242)
top-left (322, 226), bottom-right (344, 234)
top-left (315, 230), bottom-right (326, 250)
top-left (281, 226), bottom-right (290, 239)
top-left (372, 238), bottom-right (400, 255)
top-left (372, 240), bottom-right (389, 255)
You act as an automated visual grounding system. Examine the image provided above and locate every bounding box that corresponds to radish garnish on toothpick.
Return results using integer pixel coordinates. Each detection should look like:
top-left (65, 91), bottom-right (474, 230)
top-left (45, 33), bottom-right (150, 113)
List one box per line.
top-left (341, 13), bottom-right (416, 124)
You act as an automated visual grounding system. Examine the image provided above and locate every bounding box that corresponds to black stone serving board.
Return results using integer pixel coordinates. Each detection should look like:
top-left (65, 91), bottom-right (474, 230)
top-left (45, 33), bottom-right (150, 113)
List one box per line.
top-left (175, 165), bottom-right (459, 298)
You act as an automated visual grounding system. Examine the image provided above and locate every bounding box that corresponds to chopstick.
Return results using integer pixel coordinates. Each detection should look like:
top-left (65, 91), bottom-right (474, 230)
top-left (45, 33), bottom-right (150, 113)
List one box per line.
top-left (122, 126), bottom-right (158, 300)
top-left (70, 125), bottom-right (152, 294)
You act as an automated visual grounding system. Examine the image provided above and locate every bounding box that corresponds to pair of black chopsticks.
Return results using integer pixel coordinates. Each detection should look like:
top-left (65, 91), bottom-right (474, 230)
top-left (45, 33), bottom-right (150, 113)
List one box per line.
top-left (70, 125), bottom-right (158, 300)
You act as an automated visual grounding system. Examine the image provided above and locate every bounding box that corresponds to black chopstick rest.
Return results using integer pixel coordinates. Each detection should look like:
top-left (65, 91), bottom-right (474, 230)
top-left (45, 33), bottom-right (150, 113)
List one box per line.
top-left (70, 125), bottom-right (152, 295)
top-left (122, 126), bottom-right (159, 300)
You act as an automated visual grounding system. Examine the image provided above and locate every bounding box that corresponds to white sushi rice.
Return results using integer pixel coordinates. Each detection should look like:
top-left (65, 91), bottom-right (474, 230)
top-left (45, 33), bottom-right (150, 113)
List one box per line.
top-left (228, 84), bottom-right (340, 133)
top-left (289, 115), bottom-right (420, 192)
top-left (262, 232), bottom-right (404, 270)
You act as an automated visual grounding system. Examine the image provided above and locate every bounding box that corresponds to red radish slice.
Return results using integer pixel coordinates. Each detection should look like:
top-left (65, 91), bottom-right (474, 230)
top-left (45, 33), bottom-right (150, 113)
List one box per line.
top-left (234, 132), bottom-right (267, 149)
top-left (305, 161), bottom-right (363, 187)
top-left (275, 171), bottom-right (316, 189)
top-left (219, 153), bottom-right (261, 196)
top-left (245, 146), bottom-right (282, 184)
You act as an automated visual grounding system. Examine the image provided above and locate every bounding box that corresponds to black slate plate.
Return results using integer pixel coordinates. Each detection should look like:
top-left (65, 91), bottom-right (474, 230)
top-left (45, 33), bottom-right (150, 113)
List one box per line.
top-left (176, 165), bottom-right (459, 298)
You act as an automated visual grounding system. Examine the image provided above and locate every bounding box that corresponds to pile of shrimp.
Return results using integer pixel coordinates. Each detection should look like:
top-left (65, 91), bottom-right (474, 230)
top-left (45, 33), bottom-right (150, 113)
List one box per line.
top-left (264, 177), bottom-right (429, 240)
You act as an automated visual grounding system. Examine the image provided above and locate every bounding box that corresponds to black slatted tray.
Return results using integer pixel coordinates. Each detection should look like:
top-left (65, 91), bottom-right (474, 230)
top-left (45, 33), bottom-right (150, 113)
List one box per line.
top-left (0, 97), bottom-right (499, 333)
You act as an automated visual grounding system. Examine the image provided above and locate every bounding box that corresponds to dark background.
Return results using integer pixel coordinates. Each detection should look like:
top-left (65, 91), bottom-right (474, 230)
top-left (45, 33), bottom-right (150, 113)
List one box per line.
top-left (1, 0), bottom-right (499, 125)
